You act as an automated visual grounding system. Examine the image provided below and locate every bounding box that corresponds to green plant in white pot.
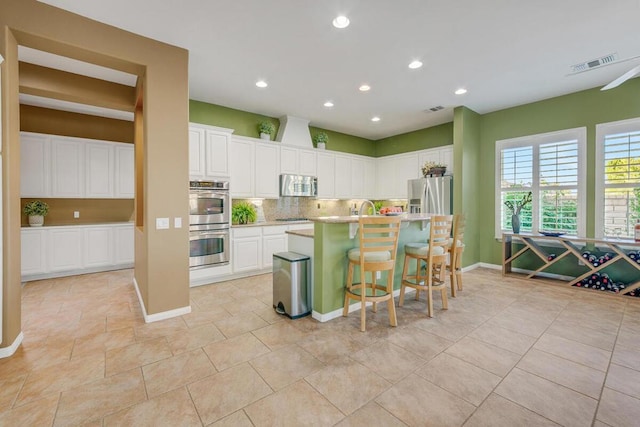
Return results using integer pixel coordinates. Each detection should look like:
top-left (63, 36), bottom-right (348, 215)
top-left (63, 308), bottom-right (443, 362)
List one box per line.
top-left (258, 121), bottom-right (276, 141)
top-left (231, 201), bottom-right (257, 225)
top-left (313, 132), bottom-right (328, 149)
top-left (23, 200), bottom-right (49, 227)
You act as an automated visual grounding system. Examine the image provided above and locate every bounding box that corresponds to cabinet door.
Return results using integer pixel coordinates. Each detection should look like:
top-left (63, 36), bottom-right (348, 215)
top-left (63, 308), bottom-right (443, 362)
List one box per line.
top-left (418, 150), bottom-right (440, 175)
top-left (351, 157), bottom-right (365, 199)
top-left (21, 229), bottom-right (47, 276)
top-left (189, 127), bottom-right (206, 179)
top-left (255, 143), bottom-right (279, 198)
top-left (205, 131), bottom-right (230, 178)
top-left (232, 237), bottom-right (261, 272)
top-left (84, 226), bottom-right (112, 268)
top-left (49, 228), bottom-right (83, 272)
top-left (51, 138), bottom-right (84, 198)
top-left (280, 146), bottom-right (298, 174)
top-left (114, 225), bottom-right (134, 265)
top-left (364, 159), bottom-right (376, 200)
top-left (262, 234), bottom-right (287, 268)
top-left (115, 144), bottom-right (135, 198)
top-left (230, 139), bottom-right (255, 197)
top-left (21, 133), bottom-right (51, 197)
top-left (85, 142), bottom-right (114, 198)
top-left (439, 146), bottom-right (454, 175)
top-left (376, 156), bottom-right (394, 199)
top-left (316, 152), bottom-right (335, 198)
top-left (395, 154), bottom-right (420, 198)
top-left (298, 150), bottom-right (317, 176)
top-left (334, 155), bottom-right (352, 199)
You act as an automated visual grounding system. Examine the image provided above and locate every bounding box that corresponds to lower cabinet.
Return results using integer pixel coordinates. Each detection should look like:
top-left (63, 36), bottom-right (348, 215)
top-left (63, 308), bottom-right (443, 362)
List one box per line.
top-left (262, 226), bottom-right (288, 269)
top-left (21, 223), bottom-right (134, 280)
top-left (231, 227), bottom-right (262, 273)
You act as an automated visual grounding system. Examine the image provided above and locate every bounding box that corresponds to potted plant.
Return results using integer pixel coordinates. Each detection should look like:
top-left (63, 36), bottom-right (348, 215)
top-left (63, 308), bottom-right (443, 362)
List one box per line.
top-left (23, 200), bottom-right (49, 227)
top-left (313, 132), bottom-right (329, 150)
top-left (421, 161), bottom-right (448, 177)
top-left (232, 201), bottom-right (257, 225)
top-left (258, 121), bottom-right (276, 141)
top-left (504, 191), bottom-right (532, 233)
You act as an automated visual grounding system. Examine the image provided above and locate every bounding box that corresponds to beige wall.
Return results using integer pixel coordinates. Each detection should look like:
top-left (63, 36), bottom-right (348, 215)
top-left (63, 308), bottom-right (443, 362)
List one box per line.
top-left (1, 0), bottom-right (190, 349)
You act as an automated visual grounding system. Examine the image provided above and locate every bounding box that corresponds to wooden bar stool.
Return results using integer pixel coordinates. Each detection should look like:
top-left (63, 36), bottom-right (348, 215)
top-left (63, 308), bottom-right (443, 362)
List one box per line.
top-left (399, 215), bottom-right (453, 318)
top-left (343, 215), bottom-right (402, 332)
top-left (448, 214), bottom-right (466, 297)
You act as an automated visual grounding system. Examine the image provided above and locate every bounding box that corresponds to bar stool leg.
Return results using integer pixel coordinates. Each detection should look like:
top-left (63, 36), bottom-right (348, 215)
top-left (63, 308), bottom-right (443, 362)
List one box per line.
top-left (371, 271), bottom-right (378, 313)
top-left (387, 271), bottom-right (397, 327)
top-left (415, 258), bottom-right (421, 301)
top-left (343, 262), bottom-right (354, 317)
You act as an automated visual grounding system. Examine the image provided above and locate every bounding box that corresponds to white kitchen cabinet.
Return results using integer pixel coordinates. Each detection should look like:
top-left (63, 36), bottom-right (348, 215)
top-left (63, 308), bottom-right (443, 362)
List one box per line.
top-left (84, 226), bottom-right (112, 267)
top-left (20, 133), bottom-right (50, 197)
top-left (418, 146), bottom-right (454, 176)
top-left (334, 155), bottom-right (352, 199)
top-left (21, 229), bottom-right (47, 276)
top-left (254, 143), bottom-right (279, 198)
top-left (364, 159), bottom-right (376, 200)
top-left (439, 146), bottom-right (454, 175)
top-left (230, 138), bottom-right (255, 198)
top-left (49, 228), bottom-right (83, 272)
top-left (189, 124), bottom-right (233, 180)
top-left (351, 157), bottom-right (365, 199)
top-left (262, 225), bottom-right (288, 268)
top-left (299, 150), bottom-right (317, 176)
top-left (51, 137), bottom-right (84, 198)
top-left (232, 227), bottom-right (261, 273)
top-left (375, 156), bottom-right (395, 199)
top-left (316, 152), bottom-right (335, 198)
top-left (85, 142), bottom-right (114, 198)
top-left (280, 146), bottom-right (298, 175)
top-left (113, 224), bottom-right (134, 264)
top-left (396, 154), bottom-right (420, 197)
top-left (114, 145), bottom-right (135, 198)
top-left (189, 127), bottom-right (206, 178)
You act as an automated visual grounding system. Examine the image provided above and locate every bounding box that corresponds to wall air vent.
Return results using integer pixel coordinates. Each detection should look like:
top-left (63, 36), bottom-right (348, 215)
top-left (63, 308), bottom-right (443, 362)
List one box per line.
top-left (570, 53), bottom-right (618, 74)
top-left (426, 105), bottom-right (445, 113)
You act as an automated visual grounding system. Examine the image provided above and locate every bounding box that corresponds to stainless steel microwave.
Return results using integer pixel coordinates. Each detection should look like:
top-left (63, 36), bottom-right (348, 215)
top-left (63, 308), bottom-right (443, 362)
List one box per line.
top-left (279, 174), bottom-right (317, 197)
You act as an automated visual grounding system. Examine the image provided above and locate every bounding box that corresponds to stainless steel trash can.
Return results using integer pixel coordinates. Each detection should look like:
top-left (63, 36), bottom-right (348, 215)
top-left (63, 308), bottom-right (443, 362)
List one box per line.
top-left (273, 251), bottom-right (311, 319)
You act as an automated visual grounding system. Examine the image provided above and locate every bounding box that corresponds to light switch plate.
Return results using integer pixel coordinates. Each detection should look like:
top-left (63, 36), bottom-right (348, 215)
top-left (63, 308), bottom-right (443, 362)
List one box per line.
top-left (174, 217), bottom-right (182, 228)
top-left (73, 211), bottom-right (80, 218)
top-left (156, 217), bottom-right (170, 229)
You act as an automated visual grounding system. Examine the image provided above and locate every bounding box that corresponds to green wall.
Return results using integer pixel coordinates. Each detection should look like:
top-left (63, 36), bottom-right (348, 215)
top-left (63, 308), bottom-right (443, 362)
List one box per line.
top-left (477, 78), bottom-right (640, 265)
top-left (189, 99), bottom-right (376, 156)
top-left (374, 122), bottom-right (453, 157)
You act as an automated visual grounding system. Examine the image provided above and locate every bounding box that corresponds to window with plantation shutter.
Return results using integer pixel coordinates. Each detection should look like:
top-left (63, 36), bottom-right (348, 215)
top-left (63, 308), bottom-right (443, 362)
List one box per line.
top-left (495, 128), bottom-right (586, 238)
top-left (595, 118), bottom-right (640, 239)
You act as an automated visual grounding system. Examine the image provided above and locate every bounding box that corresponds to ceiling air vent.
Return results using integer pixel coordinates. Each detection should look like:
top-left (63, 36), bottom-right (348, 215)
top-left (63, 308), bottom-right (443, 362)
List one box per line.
top-left (570, 53), bottom-right (618, 74)
top-left (426, 105), bottom-right (445, 113)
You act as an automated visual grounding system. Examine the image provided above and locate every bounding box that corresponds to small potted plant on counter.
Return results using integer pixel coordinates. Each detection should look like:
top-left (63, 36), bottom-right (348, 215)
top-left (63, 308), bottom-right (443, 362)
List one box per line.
top-left (232, 201), bottom-right (257, 225)
top-left (313, 132), bottom-right (328, 150)
top-left (421, 161), bottom-right (447, 177)
top-left (23, 200), bottom-right (49, 227)
top-left (258, 121), bottom-right (276, 140)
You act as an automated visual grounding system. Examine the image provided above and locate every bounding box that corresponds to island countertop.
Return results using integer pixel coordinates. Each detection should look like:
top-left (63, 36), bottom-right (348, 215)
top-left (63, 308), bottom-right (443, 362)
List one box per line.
top-left (309, 213), bottom-right (434, 223)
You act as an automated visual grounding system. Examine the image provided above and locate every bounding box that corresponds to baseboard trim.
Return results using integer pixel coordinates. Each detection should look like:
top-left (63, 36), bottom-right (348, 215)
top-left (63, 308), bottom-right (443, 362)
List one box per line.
top-left (0, 332), bottom-right (24, 359)
top-left (22, 264), bottom-right (134, 283)
top-left (133, 278), bottom-right (191, 323)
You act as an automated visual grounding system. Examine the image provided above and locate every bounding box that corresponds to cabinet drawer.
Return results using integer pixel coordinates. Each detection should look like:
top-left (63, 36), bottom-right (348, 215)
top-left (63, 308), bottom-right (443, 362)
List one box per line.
top-left (262, 225), bottom-right (288, 236)
top-left (232, 226), bottom-right (261, 238)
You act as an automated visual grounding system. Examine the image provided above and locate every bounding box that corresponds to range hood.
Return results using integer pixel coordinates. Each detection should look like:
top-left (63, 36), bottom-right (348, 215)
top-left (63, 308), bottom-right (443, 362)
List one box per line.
top-left (275, 115), bottom-right (313, 148)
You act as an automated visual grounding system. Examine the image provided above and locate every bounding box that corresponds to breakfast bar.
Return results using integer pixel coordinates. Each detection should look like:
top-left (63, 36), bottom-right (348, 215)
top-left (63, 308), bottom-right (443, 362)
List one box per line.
top-left (293, 213), bottom-right (433, 321)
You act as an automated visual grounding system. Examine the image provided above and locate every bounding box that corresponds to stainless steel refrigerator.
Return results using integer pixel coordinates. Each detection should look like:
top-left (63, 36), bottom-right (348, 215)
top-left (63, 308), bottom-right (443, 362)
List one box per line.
top-left (408, 176), bottom-right (452, 214)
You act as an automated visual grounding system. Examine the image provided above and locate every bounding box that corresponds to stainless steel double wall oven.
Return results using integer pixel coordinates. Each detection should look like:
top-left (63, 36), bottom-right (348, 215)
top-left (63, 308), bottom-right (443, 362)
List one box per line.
top-left (189, 180), bottom-right (230, 268)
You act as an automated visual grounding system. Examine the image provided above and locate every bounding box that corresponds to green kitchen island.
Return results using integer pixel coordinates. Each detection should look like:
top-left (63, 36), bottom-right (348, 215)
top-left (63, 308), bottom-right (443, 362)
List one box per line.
top-left (289, 214), bottom-right (434, 322)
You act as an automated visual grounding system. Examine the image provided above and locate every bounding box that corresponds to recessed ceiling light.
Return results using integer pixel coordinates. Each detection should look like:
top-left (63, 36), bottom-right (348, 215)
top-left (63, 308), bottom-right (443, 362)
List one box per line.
top-left (454, 88), bottom-right (467, 95)
top-left (332, 15), bottom-right (350, 29)
top-left (324, 101), bottom-right (334, 107)
top-left (408, 60), bottom-right (423, 69)
top-left (371, 116), bottom-right (381, 122)
top-left (255, 80), bottom-right (268, 88)
top-left (359, 84), bottom-right (371, 92)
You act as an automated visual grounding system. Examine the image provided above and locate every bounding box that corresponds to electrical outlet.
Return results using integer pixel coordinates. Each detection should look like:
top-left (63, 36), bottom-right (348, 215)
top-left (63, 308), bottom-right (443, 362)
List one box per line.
top-left (156, 217), bottom-right (169, 229)
top-left (73, 211), bottom-right (80, 218)
top-left (174, 217), bottom-right (182, 228)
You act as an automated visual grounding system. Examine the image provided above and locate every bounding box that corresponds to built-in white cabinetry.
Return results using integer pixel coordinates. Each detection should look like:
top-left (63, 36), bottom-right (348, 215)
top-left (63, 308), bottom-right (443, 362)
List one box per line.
top-left (262, 225), bottom-right (288, 269)
top-left (334, 155), bottom-right (352, 199)
top-left (20, 132), bottom-right (134, 199)
top-left (299, 150), bottom-right (317, 176)
top-left (364, 159), bottom-right (376, 200)
top-left (20, 223), bottom-right (134, 281)
top-left (280, 146), bottom-right (317, 176)
top-left (231, 227), bottom-right (261, 273)
top-left (229, 137), bottom-right (255, 198)
top-left (254, 143), bottom-right (279, 198)
top-left (418, 146), bottom-right (453, 176)
top-left (188, 123), bottom-right (233, 180)
top-left (316, 152), bottom-right (336, 198)
top-left (350, 157), bottom-right (365, 199)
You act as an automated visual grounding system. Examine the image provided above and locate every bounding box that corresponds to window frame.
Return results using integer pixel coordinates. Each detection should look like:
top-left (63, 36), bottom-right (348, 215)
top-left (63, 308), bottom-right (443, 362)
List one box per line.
top-left (595, 117), bottom-right (640, 239)
top-left (494, 127), bottom-right (587, 239)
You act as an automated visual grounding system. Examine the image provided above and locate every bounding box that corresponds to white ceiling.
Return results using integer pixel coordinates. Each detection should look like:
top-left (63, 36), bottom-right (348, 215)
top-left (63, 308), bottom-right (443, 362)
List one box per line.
top-left (36, 0), bottom-right (640, 140)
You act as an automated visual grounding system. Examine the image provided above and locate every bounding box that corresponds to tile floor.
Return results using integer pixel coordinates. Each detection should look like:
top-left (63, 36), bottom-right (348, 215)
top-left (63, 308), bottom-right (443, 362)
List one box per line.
top-left (1, 268), bottom-right (640, 426)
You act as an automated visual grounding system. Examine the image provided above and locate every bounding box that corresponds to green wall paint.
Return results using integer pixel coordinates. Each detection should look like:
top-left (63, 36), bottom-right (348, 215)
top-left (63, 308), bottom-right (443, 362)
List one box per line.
top-left (477, 79), bottom-right (640, 266)
top-left (189, 99), bottom-right (376, 156)
top-left (453, 106), bottom-right (481, 267)
top-left (374, 122), bottom-right (453, 157)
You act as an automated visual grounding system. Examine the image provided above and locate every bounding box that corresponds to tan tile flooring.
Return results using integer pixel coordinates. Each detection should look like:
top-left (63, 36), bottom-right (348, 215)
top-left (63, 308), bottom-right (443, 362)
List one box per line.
top-left (2, 268), bottom-right (640, 426)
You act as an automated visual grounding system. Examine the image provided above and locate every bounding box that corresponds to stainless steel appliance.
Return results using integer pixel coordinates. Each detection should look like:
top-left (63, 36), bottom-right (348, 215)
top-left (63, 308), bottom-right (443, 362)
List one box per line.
top-left (189, 180), bottom-right (230, 226)
top-left (408, 176), bottom-right (452, 214)
top-left (273, 251), bottom-right (311, 319)
top-left (189, 180), bottom-right (230, 268)
top-left (279, 174), bottom-right (317, 197)
top-left (189, 224), bottom-right (230, 268)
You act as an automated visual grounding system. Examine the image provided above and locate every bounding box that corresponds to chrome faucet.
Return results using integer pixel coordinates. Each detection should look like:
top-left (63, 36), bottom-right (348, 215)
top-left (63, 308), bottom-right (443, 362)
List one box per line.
top-left (359, 200), bottom-right (376, 216)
